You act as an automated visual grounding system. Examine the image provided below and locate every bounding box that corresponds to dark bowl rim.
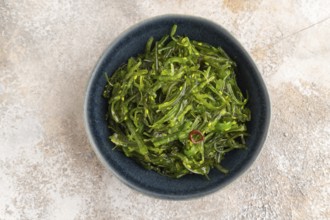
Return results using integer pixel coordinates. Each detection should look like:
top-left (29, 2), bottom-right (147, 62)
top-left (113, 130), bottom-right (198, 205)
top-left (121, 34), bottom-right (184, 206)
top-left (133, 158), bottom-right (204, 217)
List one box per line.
top-left (84, 14), bottom-right (271, 200)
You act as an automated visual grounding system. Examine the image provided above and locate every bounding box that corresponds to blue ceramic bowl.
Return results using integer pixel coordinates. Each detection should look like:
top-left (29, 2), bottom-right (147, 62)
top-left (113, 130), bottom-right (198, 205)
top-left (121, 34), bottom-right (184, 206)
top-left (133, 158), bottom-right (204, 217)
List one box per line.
top-left (84, 15), bottom-right (270, 199)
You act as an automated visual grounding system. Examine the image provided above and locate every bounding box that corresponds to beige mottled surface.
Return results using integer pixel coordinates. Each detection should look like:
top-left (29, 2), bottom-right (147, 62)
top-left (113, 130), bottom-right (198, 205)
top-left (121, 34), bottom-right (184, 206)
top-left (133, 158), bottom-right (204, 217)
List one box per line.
top-left (1, 0), bottom-right (329, 219)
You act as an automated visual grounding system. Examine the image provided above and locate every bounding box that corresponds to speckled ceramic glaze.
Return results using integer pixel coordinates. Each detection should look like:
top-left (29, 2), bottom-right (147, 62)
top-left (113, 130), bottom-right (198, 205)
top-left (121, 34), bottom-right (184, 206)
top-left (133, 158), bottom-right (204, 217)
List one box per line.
top-left (84, 15), bottom-right (270, 200)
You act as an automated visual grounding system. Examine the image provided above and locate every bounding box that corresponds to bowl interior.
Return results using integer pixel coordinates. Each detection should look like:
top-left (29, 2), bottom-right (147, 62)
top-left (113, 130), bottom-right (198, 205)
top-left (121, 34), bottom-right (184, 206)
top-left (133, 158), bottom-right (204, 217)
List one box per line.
top-left (85, 15), bottom-right (270, 199)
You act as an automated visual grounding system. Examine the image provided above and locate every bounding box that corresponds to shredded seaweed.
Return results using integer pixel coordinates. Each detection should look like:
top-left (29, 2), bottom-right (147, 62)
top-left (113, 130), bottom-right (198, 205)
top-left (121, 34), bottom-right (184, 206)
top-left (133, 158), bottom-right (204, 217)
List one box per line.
top-left (103, 25), bottom-right (251, 178)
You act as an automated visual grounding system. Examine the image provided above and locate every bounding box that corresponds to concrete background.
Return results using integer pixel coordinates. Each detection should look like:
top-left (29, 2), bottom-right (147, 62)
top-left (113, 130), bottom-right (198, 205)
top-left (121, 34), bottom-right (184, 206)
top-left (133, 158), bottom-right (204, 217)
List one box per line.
top-left (1, 0), bottom-right (329, 219)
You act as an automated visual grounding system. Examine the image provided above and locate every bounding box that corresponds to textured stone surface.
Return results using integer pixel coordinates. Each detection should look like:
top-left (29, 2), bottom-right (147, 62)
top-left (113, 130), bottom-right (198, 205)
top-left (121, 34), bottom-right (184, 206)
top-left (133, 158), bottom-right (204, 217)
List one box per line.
top-left (1, 0), bottom-right (329, 219)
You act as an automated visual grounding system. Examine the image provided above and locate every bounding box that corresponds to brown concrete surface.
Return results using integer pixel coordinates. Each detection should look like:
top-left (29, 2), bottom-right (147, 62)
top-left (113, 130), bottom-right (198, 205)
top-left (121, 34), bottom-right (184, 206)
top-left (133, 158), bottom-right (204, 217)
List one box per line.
top-left (0, 0), bottom-right (329, 219)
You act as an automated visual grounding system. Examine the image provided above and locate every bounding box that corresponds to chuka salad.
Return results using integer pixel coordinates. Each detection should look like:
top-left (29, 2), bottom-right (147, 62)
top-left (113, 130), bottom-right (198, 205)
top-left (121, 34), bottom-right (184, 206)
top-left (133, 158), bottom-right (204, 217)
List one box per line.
top-left (103, 25), bottom-right (251, 178)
